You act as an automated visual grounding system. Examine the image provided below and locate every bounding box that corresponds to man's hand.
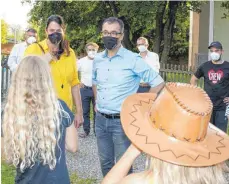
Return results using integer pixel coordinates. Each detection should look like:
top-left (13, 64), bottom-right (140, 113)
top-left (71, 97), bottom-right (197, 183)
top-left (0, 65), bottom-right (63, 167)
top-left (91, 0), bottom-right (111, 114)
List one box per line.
top-left (74, 112), bottom-right (84, 128)
top-left (223, 97), bottom-right (229, 105)
top-left (79, 83), bottom-right (85, 88)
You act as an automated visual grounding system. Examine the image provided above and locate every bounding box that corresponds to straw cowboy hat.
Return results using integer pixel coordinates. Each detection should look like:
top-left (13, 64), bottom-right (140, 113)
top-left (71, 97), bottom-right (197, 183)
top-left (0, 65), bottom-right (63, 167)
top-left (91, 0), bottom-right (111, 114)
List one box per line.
top-left (121, 82), bottom-right (229, 166)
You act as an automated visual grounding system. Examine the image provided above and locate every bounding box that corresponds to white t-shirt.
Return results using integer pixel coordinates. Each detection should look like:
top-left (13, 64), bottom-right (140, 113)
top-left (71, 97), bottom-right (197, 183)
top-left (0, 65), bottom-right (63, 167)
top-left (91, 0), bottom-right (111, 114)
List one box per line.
top-left (8, 42), bottom-right (28, 72)
top-left (141, 51), bottom-right (160, 73)
top-left (77, 56), bottom-right (93, 87)
top-left (140, 51), bottom-right (160, 83)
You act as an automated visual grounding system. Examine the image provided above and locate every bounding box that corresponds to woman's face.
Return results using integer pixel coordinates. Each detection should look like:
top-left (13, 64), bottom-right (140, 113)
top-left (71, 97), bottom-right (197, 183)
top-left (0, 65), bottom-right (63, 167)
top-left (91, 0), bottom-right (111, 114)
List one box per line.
top-left (46, 21), bottom-right (64, 53)
top-left (46, 21), bottom-right (63, 35)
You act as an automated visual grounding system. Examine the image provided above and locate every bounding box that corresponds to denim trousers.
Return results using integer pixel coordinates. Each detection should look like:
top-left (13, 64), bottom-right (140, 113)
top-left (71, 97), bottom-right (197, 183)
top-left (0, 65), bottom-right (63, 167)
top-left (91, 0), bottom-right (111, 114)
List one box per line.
top-left (95, 112), bottom-right (132, 176)
top-left (210, 110), bottom-right (228, 133)
top-left (80, 87), bottom-right (96, 134)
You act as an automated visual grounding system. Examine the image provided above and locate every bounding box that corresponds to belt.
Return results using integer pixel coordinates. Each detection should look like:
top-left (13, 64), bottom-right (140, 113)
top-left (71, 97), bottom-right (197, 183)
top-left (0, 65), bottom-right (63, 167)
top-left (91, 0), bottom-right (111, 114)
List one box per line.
top-left (84, 85), bottom-right (92, 89)
top-left (100, 112), bottom-right (120, 119)
top-left (139, 83), bottom-right (150, 88)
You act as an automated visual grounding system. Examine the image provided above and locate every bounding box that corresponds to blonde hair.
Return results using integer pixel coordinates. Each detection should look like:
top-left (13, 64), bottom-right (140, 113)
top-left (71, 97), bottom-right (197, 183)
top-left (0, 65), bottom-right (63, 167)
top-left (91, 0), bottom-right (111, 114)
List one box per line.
top-left (3, 56), bottom-right (61, 172)
top-left (137, 37), bottom-right (149, 45)
top-left (85, 42), bottom-right (99, 50)
top-left (144, 156), bottom-right (229, 184)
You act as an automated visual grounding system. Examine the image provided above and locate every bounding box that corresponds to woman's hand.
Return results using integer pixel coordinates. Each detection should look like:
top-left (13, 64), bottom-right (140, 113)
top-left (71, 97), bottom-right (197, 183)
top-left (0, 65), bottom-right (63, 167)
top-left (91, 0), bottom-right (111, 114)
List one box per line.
top-left (223, 97), bottom-right (229, 105)
top-left (74, 112), bottom-right (84, 128)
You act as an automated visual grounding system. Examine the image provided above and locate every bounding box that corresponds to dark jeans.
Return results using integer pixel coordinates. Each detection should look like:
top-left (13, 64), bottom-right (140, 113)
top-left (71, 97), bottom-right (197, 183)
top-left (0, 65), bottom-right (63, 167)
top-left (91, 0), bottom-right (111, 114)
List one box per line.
top-left (210, 110), bottom-right (228, 133)
top-left (80, 86), bottom-right (95, 135)
top-left (95, 112), bottom-right (132, 176)
top-left (137, 86), bottom-right (150, 93)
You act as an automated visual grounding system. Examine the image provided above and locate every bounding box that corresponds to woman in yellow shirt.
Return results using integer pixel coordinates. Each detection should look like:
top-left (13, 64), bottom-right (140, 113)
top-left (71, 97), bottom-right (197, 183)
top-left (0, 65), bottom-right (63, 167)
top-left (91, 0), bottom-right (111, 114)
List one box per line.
top-left (102, 83), bottom-right (229, 184)
top-left (25, 15), bottom-right (83, 128)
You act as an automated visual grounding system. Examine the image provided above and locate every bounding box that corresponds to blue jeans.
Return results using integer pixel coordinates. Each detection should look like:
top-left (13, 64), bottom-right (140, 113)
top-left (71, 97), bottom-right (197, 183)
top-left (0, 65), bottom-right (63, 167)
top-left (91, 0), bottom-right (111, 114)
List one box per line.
top-left (95, 112), bottom-right (132, 176)
top-left (137, 86), bottom-right (150, 93)
top-left (210, 110), bottom-right (228, 133)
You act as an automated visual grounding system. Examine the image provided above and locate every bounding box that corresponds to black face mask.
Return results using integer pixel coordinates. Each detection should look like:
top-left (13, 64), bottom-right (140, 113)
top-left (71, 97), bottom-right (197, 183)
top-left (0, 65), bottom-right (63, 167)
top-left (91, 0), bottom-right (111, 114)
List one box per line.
top-left (102, 36), bottom-right (118, 50)
top-left (48, 32), bottom-right (63, 45)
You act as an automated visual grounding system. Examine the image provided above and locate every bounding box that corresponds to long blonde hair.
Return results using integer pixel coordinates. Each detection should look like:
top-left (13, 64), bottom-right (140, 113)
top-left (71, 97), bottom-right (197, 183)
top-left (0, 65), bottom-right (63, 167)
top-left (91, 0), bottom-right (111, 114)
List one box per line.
top-left (145, 156), bottom-right (229, 184)
top-left (3, 56), bottom-right (61, 172)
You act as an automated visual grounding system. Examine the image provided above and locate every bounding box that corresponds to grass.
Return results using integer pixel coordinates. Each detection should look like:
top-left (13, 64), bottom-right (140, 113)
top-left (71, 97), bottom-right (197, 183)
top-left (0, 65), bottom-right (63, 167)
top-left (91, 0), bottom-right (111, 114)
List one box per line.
top-left (1, 162), bottom-right (96, 184)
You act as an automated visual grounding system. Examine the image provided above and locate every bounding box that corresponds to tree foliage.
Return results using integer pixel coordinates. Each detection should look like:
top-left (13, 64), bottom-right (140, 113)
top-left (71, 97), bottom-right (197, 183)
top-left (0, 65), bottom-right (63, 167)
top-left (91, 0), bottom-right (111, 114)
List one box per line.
top-left (1, 19), bottom-right (8, 44)
top-left (26, 1), bottom-right (204, 63)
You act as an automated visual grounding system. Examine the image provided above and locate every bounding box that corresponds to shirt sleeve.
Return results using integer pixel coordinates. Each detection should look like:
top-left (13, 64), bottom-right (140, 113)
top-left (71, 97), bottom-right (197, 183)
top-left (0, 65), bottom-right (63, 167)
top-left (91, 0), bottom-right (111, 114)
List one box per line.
top-left (70, 50), bottom-right (80, 86)
top-left (194, 64), bottom-right (204, 79)
top-left (92, 57), bottom-right (97, 85)
top-left (155, 53), bottom-right (160, 72)
top-left (133, 55), bottom-right (164, 87)
top-left (8, 44), bottom-right (18, 72)
top-left (77, 58), bottom-right (82, 72)
top-left (226, 105), bottom-right (229, 116)
top-left (24, 44), bottom-right (43, 56)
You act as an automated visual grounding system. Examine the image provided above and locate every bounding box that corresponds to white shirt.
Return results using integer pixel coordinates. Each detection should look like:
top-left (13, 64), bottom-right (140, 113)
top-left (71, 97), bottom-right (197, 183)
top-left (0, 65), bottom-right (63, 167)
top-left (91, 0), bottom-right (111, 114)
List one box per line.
top-left (141, 50), bottom-right (160, 73)
top-left (78, 56), bottom-right (93, 87)
top-left (139, 50), bottom-right (160, 83)
top-left (8, 42), bottom-right (28, 72)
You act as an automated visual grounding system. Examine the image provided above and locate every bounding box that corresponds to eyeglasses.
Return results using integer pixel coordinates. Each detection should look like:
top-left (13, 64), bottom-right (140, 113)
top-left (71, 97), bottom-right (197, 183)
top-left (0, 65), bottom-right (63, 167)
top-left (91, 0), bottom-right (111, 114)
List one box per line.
top-left (101, 31), bottom-right (122, 37)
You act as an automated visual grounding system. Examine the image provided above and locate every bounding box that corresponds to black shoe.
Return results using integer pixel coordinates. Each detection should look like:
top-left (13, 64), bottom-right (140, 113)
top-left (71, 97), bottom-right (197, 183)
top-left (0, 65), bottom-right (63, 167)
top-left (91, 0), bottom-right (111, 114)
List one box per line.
top-left (79, 132), bottom-right (89, 138)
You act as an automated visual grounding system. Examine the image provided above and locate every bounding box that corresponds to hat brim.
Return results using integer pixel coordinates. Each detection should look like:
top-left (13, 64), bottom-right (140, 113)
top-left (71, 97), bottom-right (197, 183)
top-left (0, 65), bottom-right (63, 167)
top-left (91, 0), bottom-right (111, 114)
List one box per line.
top-left (121, 93), bottom-right (229, 167)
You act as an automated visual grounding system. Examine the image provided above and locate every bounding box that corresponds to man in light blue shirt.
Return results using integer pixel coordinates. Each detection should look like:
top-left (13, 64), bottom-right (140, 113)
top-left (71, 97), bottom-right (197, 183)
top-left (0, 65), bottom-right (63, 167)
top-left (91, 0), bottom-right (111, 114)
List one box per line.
top-left (92, 17), bottom-right (165, 177)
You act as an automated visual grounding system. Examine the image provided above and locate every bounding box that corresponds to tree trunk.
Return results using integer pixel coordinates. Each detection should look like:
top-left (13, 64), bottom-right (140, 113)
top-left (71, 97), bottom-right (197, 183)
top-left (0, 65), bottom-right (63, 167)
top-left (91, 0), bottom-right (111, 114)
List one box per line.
top-left (153, 1), bottom-right (167, 54)
top-left (161, 1), bottom-right (179, 64)
top-left (120, 16), bottom-right (133, 49)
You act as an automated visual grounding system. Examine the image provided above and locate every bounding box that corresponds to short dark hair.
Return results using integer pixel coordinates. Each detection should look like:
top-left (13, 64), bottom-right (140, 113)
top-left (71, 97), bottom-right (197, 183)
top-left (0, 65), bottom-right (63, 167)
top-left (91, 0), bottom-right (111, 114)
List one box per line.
top-left (102, 17), bottom-right (124, 33)
top-left (26, 28), bottom-right (37, 34)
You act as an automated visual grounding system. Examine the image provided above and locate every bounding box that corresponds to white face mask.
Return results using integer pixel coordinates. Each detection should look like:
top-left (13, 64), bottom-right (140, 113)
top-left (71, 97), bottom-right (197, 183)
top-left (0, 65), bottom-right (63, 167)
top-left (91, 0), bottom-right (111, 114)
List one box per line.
top-left (210, 52), bottom-right (221, 61)
top-left (138, 45), bottom-right (147, 53)
top-left (27, 36), bottom-right (36, 45)
top-left (87, 51), bottom-right (97, 59)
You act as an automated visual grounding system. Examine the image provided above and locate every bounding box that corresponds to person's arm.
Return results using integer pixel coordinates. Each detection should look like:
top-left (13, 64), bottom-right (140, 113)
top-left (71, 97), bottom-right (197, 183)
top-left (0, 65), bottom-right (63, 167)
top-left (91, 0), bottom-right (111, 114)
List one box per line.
top-left (92, 58), bottom-right (98, 112)
top-left (7, 44), bottom-right (18, 72)
top-left (149, 82), bottom-right (165, 93)
top-left (190, 75), bottom-right (199, 86)
top-left (71, 51), bottom-right (83, 128)
top-left (154, 53), bottom-right (160, 73)
top-left (71, 85), bottom-right (83, 128)
top-left (190, 65), bottom-right (203, 86)
top-left (133, 55), bottom-right (165, 94)
top-left (65, 123), bottom-right (78, 153)
top-left (102, 144), bottom-right (141, 184)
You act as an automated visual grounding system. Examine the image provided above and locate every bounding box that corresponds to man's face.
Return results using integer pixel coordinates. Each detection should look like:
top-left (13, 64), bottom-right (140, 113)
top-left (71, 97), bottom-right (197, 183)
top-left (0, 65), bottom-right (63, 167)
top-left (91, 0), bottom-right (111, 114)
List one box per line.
top-left (136, 39), bottom-right (148, 49)
top-left (102, 22), bottom-right (124, 44)
top-left (86, 45), bottom-right (98, 53)
top-left (209, 47), bottom-right (223, 55)
top-left (25, 31), bottom-right (37, 41)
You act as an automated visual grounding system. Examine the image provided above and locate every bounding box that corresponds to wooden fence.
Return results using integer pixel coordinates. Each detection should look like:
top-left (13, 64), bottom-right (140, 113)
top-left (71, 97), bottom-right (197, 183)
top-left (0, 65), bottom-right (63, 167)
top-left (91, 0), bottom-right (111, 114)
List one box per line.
top-left (1, 58), bottom-right (203, 101)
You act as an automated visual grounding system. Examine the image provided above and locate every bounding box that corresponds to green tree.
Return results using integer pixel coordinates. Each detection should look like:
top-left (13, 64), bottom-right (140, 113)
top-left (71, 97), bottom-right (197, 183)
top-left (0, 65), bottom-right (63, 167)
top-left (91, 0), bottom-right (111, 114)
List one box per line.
top-left (25, 1), bottom-right (203, 63)
top-left (1, 19), bottom-right (8, 44)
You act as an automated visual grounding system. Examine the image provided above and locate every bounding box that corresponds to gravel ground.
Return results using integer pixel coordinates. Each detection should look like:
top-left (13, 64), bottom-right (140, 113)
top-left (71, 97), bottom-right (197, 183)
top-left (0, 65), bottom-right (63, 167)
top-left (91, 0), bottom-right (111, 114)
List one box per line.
top-left (66, 123), bottom-right (146, 184)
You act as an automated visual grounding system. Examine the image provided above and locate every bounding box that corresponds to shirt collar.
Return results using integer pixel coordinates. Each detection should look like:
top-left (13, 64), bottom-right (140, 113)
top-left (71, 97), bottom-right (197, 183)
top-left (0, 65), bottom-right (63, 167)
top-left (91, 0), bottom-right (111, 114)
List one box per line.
top-left (102, 46), bottom-right (125, 58)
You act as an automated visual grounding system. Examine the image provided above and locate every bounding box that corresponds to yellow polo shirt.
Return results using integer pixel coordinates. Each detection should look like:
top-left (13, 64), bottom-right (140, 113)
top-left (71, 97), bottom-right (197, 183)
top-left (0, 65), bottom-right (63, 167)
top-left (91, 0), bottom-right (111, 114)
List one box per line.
top-left (24, 39), bottom-right (80, 110)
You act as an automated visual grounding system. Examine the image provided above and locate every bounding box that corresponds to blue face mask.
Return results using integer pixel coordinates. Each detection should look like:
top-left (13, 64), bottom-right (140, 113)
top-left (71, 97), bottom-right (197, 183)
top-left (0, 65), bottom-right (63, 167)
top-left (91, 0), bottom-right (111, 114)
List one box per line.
top-left (210, 52), bottom-right (221, 61)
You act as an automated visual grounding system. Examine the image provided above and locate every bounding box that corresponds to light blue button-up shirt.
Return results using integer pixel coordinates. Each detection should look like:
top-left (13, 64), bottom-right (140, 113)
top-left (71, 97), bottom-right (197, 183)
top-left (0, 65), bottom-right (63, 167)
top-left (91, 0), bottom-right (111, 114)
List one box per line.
top-left (92, 47), bottom-right (164, 114)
